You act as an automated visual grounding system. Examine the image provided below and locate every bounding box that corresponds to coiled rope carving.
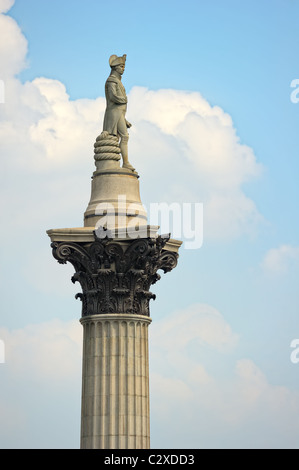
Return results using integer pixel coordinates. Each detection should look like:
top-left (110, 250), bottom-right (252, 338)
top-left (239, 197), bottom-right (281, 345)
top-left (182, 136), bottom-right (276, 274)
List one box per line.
top-left (94, 131), bottom-right (121, 161)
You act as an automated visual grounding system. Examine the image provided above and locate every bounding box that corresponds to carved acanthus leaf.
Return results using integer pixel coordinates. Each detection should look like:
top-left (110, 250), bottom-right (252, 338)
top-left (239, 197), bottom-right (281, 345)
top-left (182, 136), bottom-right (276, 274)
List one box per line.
top-left (51, 236), bottom-right (178, 317)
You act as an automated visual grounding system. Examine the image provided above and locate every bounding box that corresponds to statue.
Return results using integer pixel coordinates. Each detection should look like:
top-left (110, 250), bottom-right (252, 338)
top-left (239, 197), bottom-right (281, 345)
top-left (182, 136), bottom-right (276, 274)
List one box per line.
top-left (101, 54), bottom-right (134, 171)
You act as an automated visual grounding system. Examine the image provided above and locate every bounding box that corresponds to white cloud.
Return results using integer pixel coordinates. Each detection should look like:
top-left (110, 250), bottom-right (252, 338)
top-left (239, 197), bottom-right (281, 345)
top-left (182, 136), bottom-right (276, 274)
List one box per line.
top-left (261, 244), bottom-right (299, 275)
top-left (0, 319), bottom-right (82, 382)
top-left (28, 77), bottom-right (105, 167)
top-left (204, 190), bottom-right (263, 239)
top-left (151, 303), bottom-right (239, 354)
top-left (0, 9), bottom-right (27, 78)
top-left (127, 86), bottom-right (264, 240)
top-left (1, 76), bottom-right (105, 172)
top-left (0, 0), bottom-right (14, 14)
top-left (128, 86), bottom-right (262, 188)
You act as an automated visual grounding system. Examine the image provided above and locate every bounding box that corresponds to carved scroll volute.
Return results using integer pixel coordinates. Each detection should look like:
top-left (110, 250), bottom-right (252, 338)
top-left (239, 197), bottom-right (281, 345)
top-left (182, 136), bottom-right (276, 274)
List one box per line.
top-left (157, 251), bottom-right (178, 273)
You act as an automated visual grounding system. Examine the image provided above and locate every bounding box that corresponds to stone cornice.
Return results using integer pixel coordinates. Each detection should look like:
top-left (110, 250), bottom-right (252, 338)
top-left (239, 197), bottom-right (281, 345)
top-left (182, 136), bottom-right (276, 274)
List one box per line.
top-left (47, 226), bottom-right (182, 253)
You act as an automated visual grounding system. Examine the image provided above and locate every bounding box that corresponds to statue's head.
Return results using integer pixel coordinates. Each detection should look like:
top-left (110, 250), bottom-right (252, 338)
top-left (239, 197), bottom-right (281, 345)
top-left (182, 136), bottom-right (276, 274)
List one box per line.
top-left (109, 54), bottom-right (126, 75)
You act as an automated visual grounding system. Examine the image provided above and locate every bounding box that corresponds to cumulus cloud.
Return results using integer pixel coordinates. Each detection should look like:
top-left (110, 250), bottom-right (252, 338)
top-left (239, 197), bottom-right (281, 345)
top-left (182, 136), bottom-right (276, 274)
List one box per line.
top-left (0, 319), bottom-right (82, 382)
top-left (261, 244), bottom-right (299, 275)
top-left (151, 303), bottom-right (238, 354)
top-left (129, 87), bottom-right (264, 240)
top-left (150, 303), bottom-right (237, 391)
top-left (129, 87), bottom-right (259, 189)
top-left (1, 76), bottom-right (105, 172)
top-left (0, 5), bottom-right (27, 78)
top-left (0, 0), bottom-right (14, 14)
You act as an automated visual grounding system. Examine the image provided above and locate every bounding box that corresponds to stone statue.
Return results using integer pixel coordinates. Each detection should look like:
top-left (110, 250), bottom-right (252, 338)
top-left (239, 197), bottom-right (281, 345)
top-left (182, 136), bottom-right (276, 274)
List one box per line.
top-left (101, 54), bottom-right (134, 171)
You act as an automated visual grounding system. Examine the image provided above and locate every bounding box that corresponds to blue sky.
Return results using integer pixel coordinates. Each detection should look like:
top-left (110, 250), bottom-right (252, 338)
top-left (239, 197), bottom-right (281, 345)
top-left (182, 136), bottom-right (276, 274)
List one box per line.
top-left (0, 0), bottom-right (299, 449)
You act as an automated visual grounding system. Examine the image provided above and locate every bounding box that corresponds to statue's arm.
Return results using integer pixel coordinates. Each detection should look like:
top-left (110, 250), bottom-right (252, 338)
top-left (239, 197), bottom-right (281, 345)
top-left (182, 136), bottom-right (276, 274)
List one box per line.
top-left (107, 82), bottom-right (127, 105)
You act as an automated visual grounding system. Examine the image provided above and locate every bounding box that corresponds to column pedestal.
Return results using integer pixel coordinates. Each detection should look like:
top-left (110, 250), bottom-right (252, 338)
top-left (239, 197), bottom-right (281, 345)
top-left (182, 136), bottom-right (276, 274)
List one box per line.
top-left (80, 314), bottom-right (151, 449)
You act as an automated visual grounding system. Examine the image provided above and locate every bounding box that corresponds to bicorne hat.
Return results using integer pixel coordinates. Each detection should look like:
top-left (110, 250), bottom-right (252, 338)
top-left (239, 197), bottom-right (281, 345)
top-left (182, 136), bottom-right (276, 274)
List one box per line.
top-left (109, 54), bottom-right (127, 67)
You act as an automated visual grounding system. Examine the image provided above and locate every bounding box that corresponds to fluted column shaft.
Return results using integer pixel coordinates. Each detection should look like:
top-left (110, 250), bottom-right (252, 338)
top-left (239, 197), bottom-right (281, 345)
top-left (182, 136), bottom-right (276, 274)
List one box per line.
top-left (80, 314), bottom-right (151, 449)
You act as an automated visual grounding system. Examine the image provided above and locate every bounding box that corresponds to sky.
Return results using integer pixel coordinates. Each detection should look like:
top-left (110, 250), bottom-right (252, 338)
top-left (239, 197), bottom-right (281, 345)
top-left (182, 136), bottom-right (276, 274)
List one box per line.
top-left (0, 0), bottom-right (299, 449)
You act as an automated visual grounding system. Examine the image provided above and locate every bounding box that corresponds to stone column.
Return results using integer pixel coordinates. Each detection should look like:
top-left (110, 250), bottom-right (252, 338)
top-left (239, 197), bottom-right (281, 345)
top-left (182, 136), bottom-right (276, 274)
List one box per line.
top-left (80, 314), bottom-right (151, 449)
top-left (49, 232), bottom-right (181, 449)
top-left (47, 54), bottom-right (183, 449)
